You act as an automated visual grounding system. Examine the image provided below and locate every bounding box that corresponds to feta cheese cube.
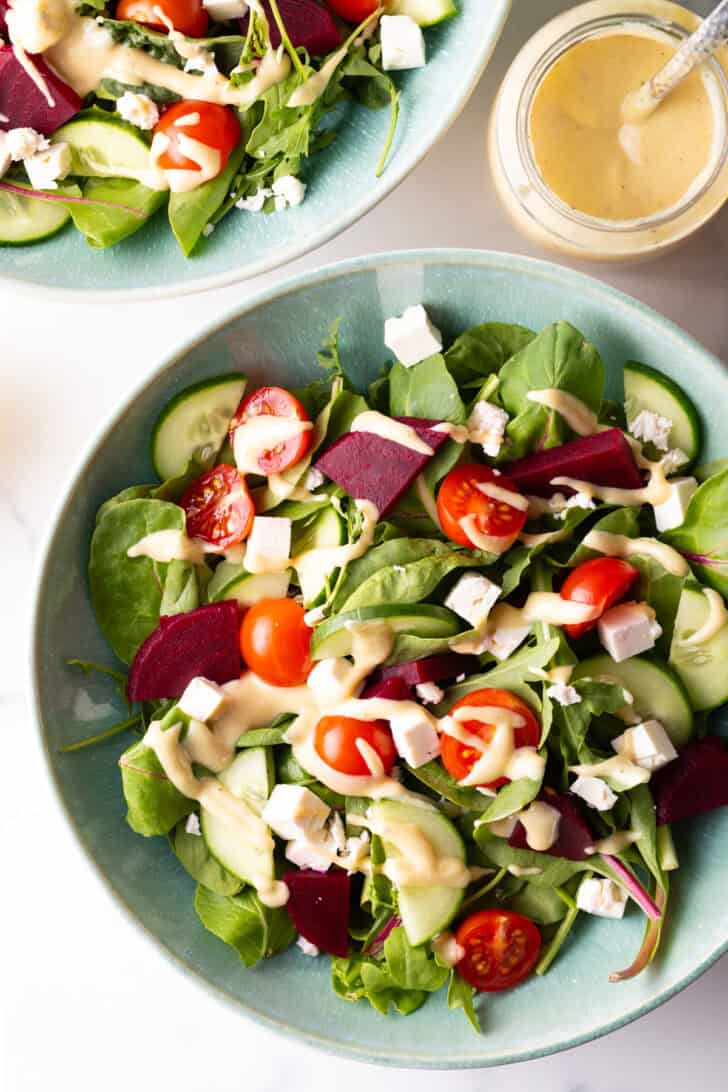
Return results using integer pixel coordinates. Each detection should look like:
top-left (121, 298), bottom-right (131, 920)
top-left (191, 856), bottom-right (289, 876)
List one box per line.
top-left (296, 935), bottom-right (320, 957)
top-left (390, 708), bottom-right (441, 768)
top-left (178, 677), bottom-right (226, 722)
top-left (384, 304), bottom-right (442, 367)
top-left (236, 187), bottom-right (271, 212)
top-left (6, 126), bottom-right (48, 161)
top-left (597, 602), bottom-right (662, 662)
top-left (116, 91), bottom-right (159, 130)
top-left (415, 681), bottom-right (444, 706)
top-left (612, 719), bottom-right (677, 771)
top-left (24, 142), bottom-right (71, 190)
top-left (629, 409), bottom-right (672, 452)
top-left (468, 401), bottom-right (509, 457)
top-left (244, 515), bottom-right (291, 573)
top-left (328, 811), bottom-right (347, 854)
top-left (306, 658), bottom-right (353, 705)
top-left (185, 813), bottom-right (202, 836)
top-left (202, 0), bottom-right (248, 18)
top-left (576, 877), bottom-right (627, 918)
top-left (653, 476), bottom-right (698, 532)
top-left (445, 573), bottom-right (501, 629)
top-left (285, 832), bottom-right (333, 872)
top-left (546, 682), bottom-right (582, 707)
top-left (380, 14), bottom-right (426, 71)
top-left (570, 775), bottom-right (617, 811)
top-left (272, 174), bottom-right (306, 210)
top-left (262, 784), bottom-right (330, 841)
top-left (662, 448), bottom-right (689, 475)
top-left (481, 621), bottom-right (532, 661)
top-left (304, 467), bottom-right (326, 492)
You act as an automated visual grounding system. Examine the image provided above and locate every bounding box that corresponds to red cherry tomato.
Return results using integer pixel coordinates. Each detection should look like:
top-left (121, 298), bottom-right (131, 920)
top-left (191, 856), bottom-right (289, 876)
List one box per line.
top-left (560, 556), bottom-right (640, 639)
top-left (153, 101), bottom-right (240, 173)
top-left (180, 464), bottom-right (254, 548)
top-left (437, 465), bottom-right (527, 551)
top-left (455, 910), bottom-right (541, 992)
top-left (230, 386), bottom-right (312, 475)
top-left (325, 0), bottom-right (379, 22)
top-left (116, 0), bottom-right (208, 36)
top-left (441, 688), bottom-right (540, 790)
top-left (240, 598), bottom-right (313, 687)
top-left (314, 715), bottom-right (397, 776)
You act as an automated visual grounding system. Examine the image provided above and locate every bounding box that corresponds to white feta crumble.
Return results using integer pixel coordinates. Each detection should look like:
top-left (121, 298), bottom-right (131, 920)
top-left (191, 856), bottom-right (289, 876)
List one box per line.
top-left (380, 14), bottom-right (426, 71)
top-left (597, 602), bottom-right (662, 662)
top-left (202, 0), bottom-right (248, 18)
top-left (178, 677), bottom-right (226, 722)
top-left (445, 573), bottom-right (501, 629)
top-left (285, 832), bottom-right (334, 872)
top-left (0, 132), bottom-right (11, 179)
top-left (341, 830), bottom-right (370, 873)
top-left (415, 681), bottom-right (444, 706)
top-left (576, 877), bottom-right (627, 918)
top-left (546, 682), bottom-right (582, 706)
top-left (185, 813), bottom-right (202, 836)
top-left (304, 466), bottom-right (326, 492)
top-left (24, 142), bottom-right (71, 190)
top-left (455, 673), bottom-right (466, 683)
top-left (570, 775), bottom-right (617, 811)
top-left (481, 621), bottom-right (532, 662)
top-left (262, 784), bottom-right (330, 841)
top-left (390, 707), bottom-right (441, 768)
top-left (557, 492), bottom-right (596, 518)
top-left (661, 448), bottom-right (690, 476)
top-left (613, 720), bottom-right (677, 772)
top-left (328, 811), bottom-right (347, 855)
top-left (236, 187), bottom-right (272, 212)
top-left (629, 409), bottom-right (672, 452)
top-left (303, 605), bottom-right (326, 627)
top-left (468, 401), bottom-right (509, 457)
top-left (652, 476), bottom-right (697, 533)
top-left (296, 935), bottom-right (320, 957)
top-left (244, 515), bottom-right (291, 572)
top-left (6, 126), bottom-right (48, 161)
top-left (272, 174), bottom-right (306, 210)
top-left (384, 304), bottom-right (443, 367)
top-left (116, 91), bottom-right (159, 131)
top-left (183, 48), bottom-right (217, 76)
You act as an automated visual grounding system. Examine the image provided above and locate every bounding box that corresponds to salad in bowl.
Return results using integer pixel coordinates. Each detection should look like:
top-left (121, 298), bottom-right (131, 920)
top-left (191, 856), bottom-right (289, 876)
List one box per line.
top-left (71, 303), bottom-right (728, 1031)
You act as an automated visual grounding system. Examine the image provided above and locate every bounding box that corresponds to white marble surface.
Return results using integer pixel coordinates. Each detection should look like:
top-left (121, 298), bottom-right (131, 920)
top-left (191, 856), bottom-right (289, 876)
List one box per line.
top-left (4, 0), bottom-right (728, 1087)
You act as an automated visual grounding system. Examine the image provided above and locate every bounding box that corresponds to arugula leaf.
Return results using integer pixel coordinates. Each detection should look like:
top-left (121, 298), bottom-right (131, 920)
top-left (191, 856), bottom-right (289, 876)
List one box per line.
top-left (664, 468), bottom-right (728, 596)
top-left (444, 321), bottom-right (536, 386)
top-left (194, 884), bottom-right (295, 967)
top-left (119, 739), bottom-right (193, 836)
top-left (169, 141), bottom-right (246, 256)
top-left (333, 927), bottom-right (447, 1017)
top-left (447, 970), bottom-right (481, 1033)
top-left (236, 724), bottom-right (289, 748)
top-left (171, 820), bottom-right (242, 896)
top-left (478, 778), bottom-right (542, 824)
top-left (389, 355), bottom-right (467, 424)
top-left (474, 831), bottom-right (615, 889)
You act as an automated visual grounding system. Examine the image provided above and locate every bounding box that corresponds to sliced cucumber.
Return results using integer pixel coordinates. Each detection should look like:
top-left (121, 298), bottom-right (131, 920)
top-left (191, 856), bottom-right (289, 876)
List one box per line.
top-left (624, 360), bottom-right (702, 464)
top-left (53, 111), bottom-right (152, 177)
top-left (0, 182), bottom-right (72, 245)
top-left (201, 747), bottom-right (275, 886)
top-left (152, 374), bottom-right (246, 480)
top-left (572, 654), bottom-right (693, 747)
top-left (311, 604), bottom-right (461, 660)
top-left (369, 799), bottom-right (465, 945)
top-left (390, 0), bottom-right (458, 26)
top-left (293, 506), bottom-right (346, 603)
top-left (669, 585), bottom-right (728, 711)
top-left (207, 562), bottom-right (290, 605)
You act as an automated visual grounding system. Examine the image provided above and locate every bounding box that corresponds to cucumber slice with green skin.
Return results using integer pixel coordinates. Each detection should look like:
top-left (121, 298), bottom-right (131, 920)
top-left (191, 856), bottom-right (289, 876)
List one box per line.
top-left (572, 654), bottom-right (693, 747)
top-left (369, 799), bottom-right (465, 946)
top-left (293, 506), bottom-right (346, 603)
top-left (53, 111), bottom-right (153, 177)
top-left (152, 374), bottom-right (246, 480)
top-left (390, 0), bottom-right (458, 26)
top-left (669, 585), bottom-right (728, 711)
top-left (207, 563), bottom-right (290, 605)
top-left (624, 360), bottom-right (702, 464)
top-left (0, 182), bottom-right (72, 245)
top-left (311, 604), bottom-right (461, 660)
top-left (201, 747), bottom-right (275, 885)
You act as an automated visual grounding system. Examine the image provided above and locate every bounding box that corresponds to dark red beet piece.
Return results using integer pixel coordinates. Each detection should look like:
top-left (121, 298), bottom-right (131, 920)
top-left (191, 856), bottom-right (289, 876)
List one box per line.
top-left (127, 602), bottom-right (241, 701)
top-left (0, 45), bottom-right (82, 134)
top-left (240, 0), bottom-right (342, 55)
top-left (0, 1), bottom-right (8, 36)
top-left (510, 789), bottom-right (594, 860)
top-left (315, 417), bottom-right (449, 517)
top-left (653, 737), bottom-right (728, 825)
top-left (378, 653), bottom-right (480, 688)
top-left (506, 428), bottom-right (643, 498)
top-left (285, 869), bottom-right (351, 957)
top-left (360, 676), bottom-right (411, 701)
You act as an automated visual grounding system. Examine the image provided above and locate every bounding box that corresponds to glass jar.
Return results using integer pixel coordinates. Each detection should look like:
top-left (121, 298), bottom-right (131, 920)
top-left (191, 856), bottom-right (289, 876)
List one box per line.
top-left (488, 0), bottom-right (728, 263)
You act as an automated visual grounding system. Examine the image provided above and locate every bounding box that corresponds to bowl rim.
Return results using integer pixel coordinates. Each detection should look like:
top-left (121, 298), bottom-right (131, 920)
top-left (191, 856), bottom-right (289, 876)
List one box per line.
top-left (0, 2), bottom-right (511, 304)
top-left (29, 248), bottom-right (728, 1068)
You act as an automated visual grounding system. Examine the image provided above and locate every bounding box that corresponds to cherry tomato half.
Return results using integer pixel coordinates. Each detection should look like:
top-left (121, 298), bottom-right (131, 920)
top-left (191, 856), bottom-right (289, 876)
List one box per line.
top-left (230, 386), bottom-right (312, 475)
top-left (180, 464), bottom-right (254, 548)
top-left (325, 0), bottom-right (379, 22)
top-left (240, 598), bottom-right (312, 687)
top-left (116, 0), bottom-right (208, 37)
top-left (153, 101), bottom-right (240, 174)
top-left (314, 716), bottom-right (397, 777)
top-left (560, 556), bottom-right (640, 639)
top-left (441, 688), bottom-right (540, 790)
top-left (455, 909), bottom-right (541, 992)
top-left (437, 465), bottom-right (527, 552)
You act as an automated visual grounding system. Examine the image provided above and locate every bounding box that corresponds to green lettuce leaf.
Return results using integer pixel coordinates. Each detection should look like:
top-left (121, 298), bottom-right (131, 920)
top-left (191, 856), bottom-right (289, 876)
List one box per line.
top-left (194, 885), bottom-right (295, 967)
top-left (664, 469), bottom-right (728, 596)
top-left (119, 739), bottom-right (192, 836)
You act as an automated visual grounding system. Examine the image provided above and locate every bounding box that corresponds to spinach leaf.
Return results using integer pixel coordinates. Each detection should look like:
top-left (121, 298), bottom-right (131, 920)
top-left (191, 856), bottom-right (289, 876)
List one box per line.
top-left (511, 883), bottom-right (568, 925)
top-left (628, 784), bottom-right (664, 889)
top-left (389, 355), bottom-right (466, 424)
top-left (629, 554), bottom-right (685, 651)
top-left (478, 778), bottom-right (542, 823)
top-left (388, 631), bottom-right (465, 666)
top-left (325, 389), bottom-right (370, 444)
top-left (169, 141), bottom-right (246, 256)
top-left (333, 927), bottom-right (448, 1017)
top-left (64, 177), bottom-right (166, 247)
top-left (443, 639), bottom-right (561, 703)
top-left (474, 831), bottom-right (614, 889)
top-left (194, 884), bottom-right (295, 966)
top-left (89, 498), bottom-right (185, 663)
top-left (447, 971), bottom-right (480, 1033)
top-left (171, 820), bottom-right (242, 895)
top-left (499, 322), bottom-right (605, 460)
top-left (567, 507), bottom-right (640, 565)
top-left (236, 725), bottom-right (289, 748)
top-left (404, 760), bottom-right (486, 810)
top-left (331, 538), bottom-right (463, 612)
top-left (159, 559), bottom-right (199, 616)
top-left (119, 739), bottom-right (193, 836)
top-left (444, 321), bottom-right (535, 386)
top-left (96, 485), bottom-right (155, 524)
top-left (338, 548), bottom-right (488, 611)
top-left (664, 468), bottom-right (728, 596)
top-left (551, 680), bottom-right (628, 768)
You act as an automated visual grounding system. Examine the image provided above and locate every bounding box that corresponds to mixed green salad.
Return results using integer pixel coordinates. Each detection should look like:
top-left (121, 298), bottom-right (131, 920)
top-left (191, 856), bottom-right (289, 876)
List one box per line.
top-left (73, 307), bottom-right (728, 1030)
top-left (0, 0), bottom-right (455, 254)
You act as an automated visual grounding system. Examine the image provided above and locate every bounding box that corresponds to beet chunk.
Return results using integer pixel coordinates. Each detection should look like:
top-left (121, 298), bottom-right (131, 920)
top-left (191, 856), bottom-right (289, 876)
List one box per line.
top-left (360, 676), bottom-right (411, 701)
top-left (506, 428), bottom-right (643, 498)
top-left (510, 789), bottom-right (594, 860)
top-left (127, 602), bottom-right (241, 701)
top-left (0, 45), bottom-right (82, 134)
top-left (315, 417), bottom-right (449, 517)
top-left (378, 653), bottom-right (479, 688)
top-left (285, 869), bottom-right (351, 957)
top-left (240, 0), bottom-right (342, 55)
top-left (653, 737), bottom-right (728, 825)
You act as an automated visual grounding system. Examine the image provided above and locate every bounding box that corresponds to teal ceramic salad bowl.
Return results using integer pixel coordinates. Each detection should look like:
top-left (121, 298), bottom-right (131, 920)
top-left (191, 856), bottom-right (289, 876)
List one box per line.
top-left (0, 3), bottom-right (510, 301)
top-left (31, 250), bottom-right (728, 1067)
